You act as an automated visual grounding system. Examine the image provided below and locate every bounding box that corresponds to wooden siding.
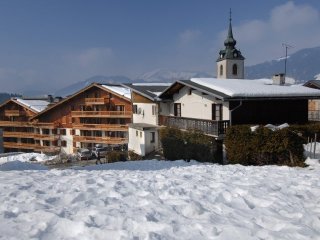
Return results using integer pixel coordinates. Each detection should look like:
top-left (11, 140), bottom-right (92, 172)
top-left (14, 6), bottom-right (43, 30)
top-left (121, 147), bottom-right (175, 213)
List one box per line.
top-left (132, 92), bottom-right (153, 103)
top-left (230, 99), bottom-right (308, 125)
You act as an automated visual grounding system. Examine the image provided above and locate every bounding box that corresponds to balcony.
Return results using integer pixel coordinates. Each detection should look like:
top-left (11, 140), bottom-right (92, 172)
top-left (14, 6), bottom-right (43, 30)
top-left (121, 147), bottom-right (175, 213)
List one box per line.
top-left (71, 111), bottom-right (132, 118)
top-left (33, 122), bottom-right (57, 128)
top-left (73, 135), bottom-right (128, 144)
top-left (72, 123), bottom-right (128, 131)
top-left (4, 110), bottom-right (22, 116)
top-left (84, 97), bottom-right (109, 105)
top-left (159, 115), bottom-right (230, 137)
top-left (3, 132), bottom-right (35, 138)
top-left (3, 142), bottom-right (35, 150)
top-left (0, 121), bottom-right (31, 127)
top-left (34, 145), bottom-right (61, 153)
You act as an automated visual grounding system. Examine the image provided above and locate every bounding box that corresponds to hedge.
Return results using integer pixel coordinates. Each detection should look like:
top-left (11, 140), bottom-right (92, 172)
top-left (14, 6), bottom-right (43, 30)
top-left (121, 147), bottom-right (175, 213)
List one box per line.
top-left (225, 125), bottom-right (305, 167)
top-left (160, 127), bottom-right (221, 163)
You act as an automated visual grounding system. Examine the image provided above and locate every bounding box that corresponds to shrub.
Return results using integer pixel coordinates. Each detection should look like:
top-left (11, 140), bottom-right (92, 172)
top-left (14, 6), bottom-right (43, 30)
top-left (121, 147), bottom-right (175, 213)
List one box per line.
top-left (128, 151), bottom-right (143, 161)
top-left (160, 127), bottom-right (220, 163)
top-left (225, 125), bottom-right (305, 167)
top-left (107, 151), bottom-right (127, 163)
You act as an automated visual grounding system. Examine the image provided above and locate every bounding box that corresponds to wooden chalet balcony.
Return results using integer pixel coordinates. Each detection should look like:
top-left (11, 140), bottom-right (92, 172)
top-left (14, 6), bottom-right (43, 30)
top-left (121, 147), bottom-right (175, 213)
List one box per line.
top-left (84, 97), bottom-right (109, 105)
top-left (3, 132), bottom-right (35, 138)
top-left (4, 110), bottom-right (23, 116)
top-left (34, 134), bottom-right (59, 140)
top-left (73, 135), bottom-right (128, 144)
top-left (0, 121), bottom-right (31, 127)
top-left (34, 145), bottom-right (60, 153)
top-left (71, 111), bottom-right (132, 118)
top-left (72, 123), bottom-right (128, 131)
top-left (159, 115), bottom-right (230, 137)
top-left (33, 122), bottom-right (57, 129)
top-left (3, 142), bottom-right (35, 150)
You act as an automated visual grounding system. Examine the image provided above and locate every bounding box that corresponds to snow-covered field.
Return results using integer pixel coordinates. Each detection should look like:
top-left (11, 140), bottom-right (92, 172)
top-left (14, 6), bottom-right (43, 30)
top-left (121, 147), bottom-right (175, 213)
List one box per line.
top-left (0, 153), bottom-right (320, 239)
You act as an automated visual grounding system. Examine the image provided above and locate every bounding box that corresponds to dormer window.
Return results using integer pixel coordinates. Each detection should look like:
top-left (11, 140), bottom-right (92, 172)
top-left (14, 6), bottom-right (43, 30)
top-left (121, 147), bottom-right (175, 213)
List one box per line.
top-left (233, 52), bottom-right (238, 58)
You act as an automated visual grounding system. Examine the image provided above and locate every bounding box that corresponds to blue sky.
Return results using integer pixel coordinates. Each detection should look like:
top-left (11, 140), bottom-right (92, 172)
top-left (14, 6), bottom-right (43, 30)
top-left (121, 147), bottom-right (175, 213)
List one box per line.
top-left (0, 0), bottom-right (320, 93)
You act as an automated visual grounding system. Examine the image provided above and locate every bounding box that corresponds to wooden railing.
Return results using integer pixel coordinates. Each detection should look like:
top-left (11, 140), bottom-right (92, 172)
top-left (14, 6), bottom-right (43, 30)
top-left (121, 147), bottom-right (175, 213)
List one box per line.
top-left (33, 122), bottom-right (57, 128)
top-left (85, 97), bottom-right (109, 105)
top-left (3, 142), bottom-right (35, 150)
top-left (0, 121), bottom-right (31, 127)
top-left (3, 132), bottom-right (35, 138)
top-left (159, 115), bottom-right (230, 137)
top-left (309, 110), bottom-right (320, 121)
top-left (73, 135), bottom-right (128, 144)
top-left (34, 145), bottom-right (60, 153)
top-left (4, 110), bottom-right (22, 116)
top-left (72, 123), bottom-right (128, 131)
top-left (71, 111), bottom-right (132, 118)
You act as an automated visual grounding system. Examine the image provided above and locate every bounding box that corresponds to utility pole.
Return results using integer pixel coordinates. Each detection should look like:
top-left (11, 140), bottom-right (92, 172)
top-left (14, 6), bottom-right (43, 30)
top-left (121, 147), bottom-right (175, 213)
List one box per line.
top-left (282, 43), bottom-right (293, 77)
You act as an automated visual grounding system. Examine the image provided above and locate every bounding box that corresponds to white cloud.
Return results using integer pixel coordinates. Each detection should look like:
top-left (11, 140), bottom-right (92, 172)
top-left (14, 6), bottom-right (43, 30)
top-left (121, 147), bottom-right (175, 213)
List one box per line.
top-left (214, 1), bottom-right (320, 65)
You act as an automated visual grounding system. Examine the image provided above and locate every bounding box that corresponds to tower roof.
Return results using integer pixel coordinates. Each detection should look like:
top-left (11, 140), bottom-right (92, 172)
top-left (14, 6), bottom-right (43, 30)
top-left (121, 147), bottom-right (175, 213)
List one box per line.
top-left (217, 9), bottom-right (245, 62)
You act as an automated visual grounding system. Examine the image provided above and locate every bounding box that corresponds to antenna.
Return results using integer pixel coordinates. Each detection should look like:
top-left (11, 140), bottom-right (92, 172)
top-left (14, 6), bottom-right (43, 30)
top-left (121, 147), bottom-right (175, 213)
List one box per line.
top-left (282, 43), bottom-right (293, 77)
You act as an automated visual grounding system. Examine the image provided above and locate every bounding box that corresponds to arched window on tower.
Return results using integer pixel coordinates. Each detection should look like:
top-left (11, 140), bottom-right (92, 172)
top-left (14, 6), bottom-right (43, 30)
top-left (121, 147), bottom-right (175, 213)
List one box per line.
top-left (220, 65), bottom-right (223, 76)
top-left (232, 64), bottom-right (238, 75)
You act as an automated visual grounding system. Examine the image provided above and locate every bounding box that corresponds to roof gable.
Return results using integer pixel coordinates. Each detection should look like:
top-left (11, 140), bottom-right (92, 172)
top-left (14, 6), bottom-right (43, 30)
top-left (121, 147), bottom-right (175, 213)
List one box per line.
top-left (31, 83), bottom-right (131, 120)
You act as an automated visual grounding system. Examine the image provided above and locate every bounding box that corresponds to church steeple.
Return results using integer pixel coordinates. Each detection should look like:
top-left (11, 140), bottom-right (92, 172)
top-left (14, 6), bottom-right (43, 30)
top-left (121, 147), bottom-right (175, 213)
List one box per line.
top-left (224, 9), bottom-right (237, 49)
top-left (216, 9), bottom-right (245, 79)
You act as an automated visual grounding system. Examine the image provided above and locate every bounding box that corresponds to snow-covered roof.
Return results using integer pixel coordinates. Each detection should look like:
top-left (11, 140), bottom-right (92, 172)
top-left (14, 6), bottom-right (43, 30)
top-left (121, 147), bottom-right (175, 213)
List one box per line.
top-left (16, 99), bottom-right (50, 112)
top-left (101, 85), bottom-right (131, 99)
top-left (132, 83), bottom-right (172, 87)
top-left (190, 78), bottom-right (320, 98)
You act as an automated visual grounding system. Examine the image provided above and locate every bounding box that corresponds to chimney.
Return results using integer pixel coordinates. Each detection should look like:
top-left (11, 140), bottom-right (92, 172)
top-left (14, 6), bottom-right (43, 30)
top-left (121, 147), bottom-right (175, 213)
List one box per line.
top-left (272, 73), bottom-right (285, 85)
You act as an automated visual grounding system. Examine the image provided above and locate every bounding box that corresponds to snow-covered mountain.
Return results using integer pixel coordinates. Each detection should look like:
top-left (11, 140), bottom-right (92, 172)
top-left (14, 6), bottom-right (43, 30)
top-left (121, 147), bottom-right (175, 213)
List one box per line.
top-left (245, 46), bottom-right (320, 83)
top-left (135, 69), bottom-right (212, 83)
top-left (54, 70), bottom-right (212, 97)
top-left (54, 75), bottom-right (133, 97)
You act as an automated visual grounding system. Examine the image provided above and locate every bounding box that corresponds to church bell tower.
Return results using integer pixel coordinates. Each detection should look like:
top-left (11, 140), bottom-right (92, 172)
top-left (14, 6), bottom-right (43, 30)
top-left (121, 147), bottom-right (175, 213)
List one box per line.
top-left (217, 10), bottom-right (245, 79)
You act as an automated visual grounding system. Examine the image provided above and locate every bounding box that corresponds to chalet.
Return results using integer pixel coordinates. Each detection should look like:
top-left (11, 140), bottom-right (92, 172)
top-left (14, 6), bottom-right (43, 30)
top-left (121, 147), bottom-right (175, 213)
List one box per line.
top-left (121, 83), bottom-right (170, 157)
top-left (158, 76), bottom-right (320, 138)
top-left (0, 98), bottom-right (50, 153)
top-left (30, 83), bottom-right (132, 154)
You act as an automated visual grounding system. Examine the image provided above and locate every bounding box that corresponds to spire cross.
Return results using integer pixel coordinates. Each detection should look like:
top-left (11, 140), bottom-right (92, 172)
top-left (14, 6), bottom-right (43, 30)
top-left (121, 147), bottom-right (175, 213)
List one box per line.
top-left (229, 8), bottom-right (232, 22)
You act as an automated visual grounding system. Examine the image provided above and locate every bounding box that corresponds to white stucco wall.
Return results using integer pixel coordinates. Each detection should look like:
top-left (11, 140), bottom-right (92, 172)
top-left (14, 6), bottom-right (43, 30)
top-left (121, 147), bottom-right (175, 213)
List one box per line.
top-left (169, 86), bottom-right (230, 120)
top-left (132, 103), bottom-right (158, 125)
top-left (128, 127), bottom-right (159, 157)
top-left (128, 127), bottom-right (145, 156)
top-left (60, 128), bottom-right (73, 154)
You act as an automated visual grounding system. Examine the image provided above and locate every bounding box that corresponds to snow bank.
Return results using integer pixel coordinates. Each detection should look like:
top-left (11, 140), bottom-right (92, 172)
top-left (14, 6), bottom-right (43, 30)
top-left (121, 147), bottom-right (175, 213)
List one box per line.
top-left (0, 161), bottom-right (48, 171)
top-left (0, 153), bottom-right (56, 165)
top-left (0, 160), bottom-right (319, 239)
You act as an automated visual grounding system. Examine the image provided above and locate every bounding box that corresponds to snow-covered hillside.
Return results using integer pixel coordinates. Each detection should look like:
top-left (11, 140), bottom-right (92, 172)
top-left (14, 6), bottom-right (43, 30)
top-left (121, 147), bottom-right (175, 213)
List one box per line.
top-left (0, 156), bottom-right (319, 239)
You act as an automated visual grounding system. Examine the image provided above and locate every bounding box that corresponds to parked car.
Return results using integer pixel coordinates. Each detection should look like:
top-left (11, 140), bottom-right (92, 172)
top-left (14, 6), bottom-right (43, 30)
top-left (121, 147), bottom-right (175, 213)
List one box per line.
top-left (77, 148), bottom-right (92, 160)
top-left (92, 146), bottom-right (109, 158)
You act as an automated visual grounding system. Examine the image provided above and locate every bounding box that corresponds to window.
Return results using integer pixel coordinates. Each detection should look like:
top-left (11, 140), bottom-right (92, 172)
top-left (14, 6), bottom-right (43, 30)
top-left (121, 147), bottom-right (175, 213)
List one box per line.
top-left (60, 129), bottom-right (66, 135)
top-left (152, 105), bottom-right (157, 115)
top-left (220, 65), bottom-right (223, 76)
top-left (136, 130), bottom-right (138, 137)
top-left (188, 89), bottom-right (192, 95)
top-left (61, 141), bottom-right (67, 147)
top-left (133, 104), bottom-right (138, 114)
top-left (212, 104), bottom-right (223, 121)
top-left (174, 103), bottom-right (181, 117)
top-left (232, 64), bottom-right (238, 75)
top-left (116, 105), bottom-right (125, 111)
top-left (140, 132), bottom-right (142, 138)
top-left (151, 132), bottom-right (155, 143)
